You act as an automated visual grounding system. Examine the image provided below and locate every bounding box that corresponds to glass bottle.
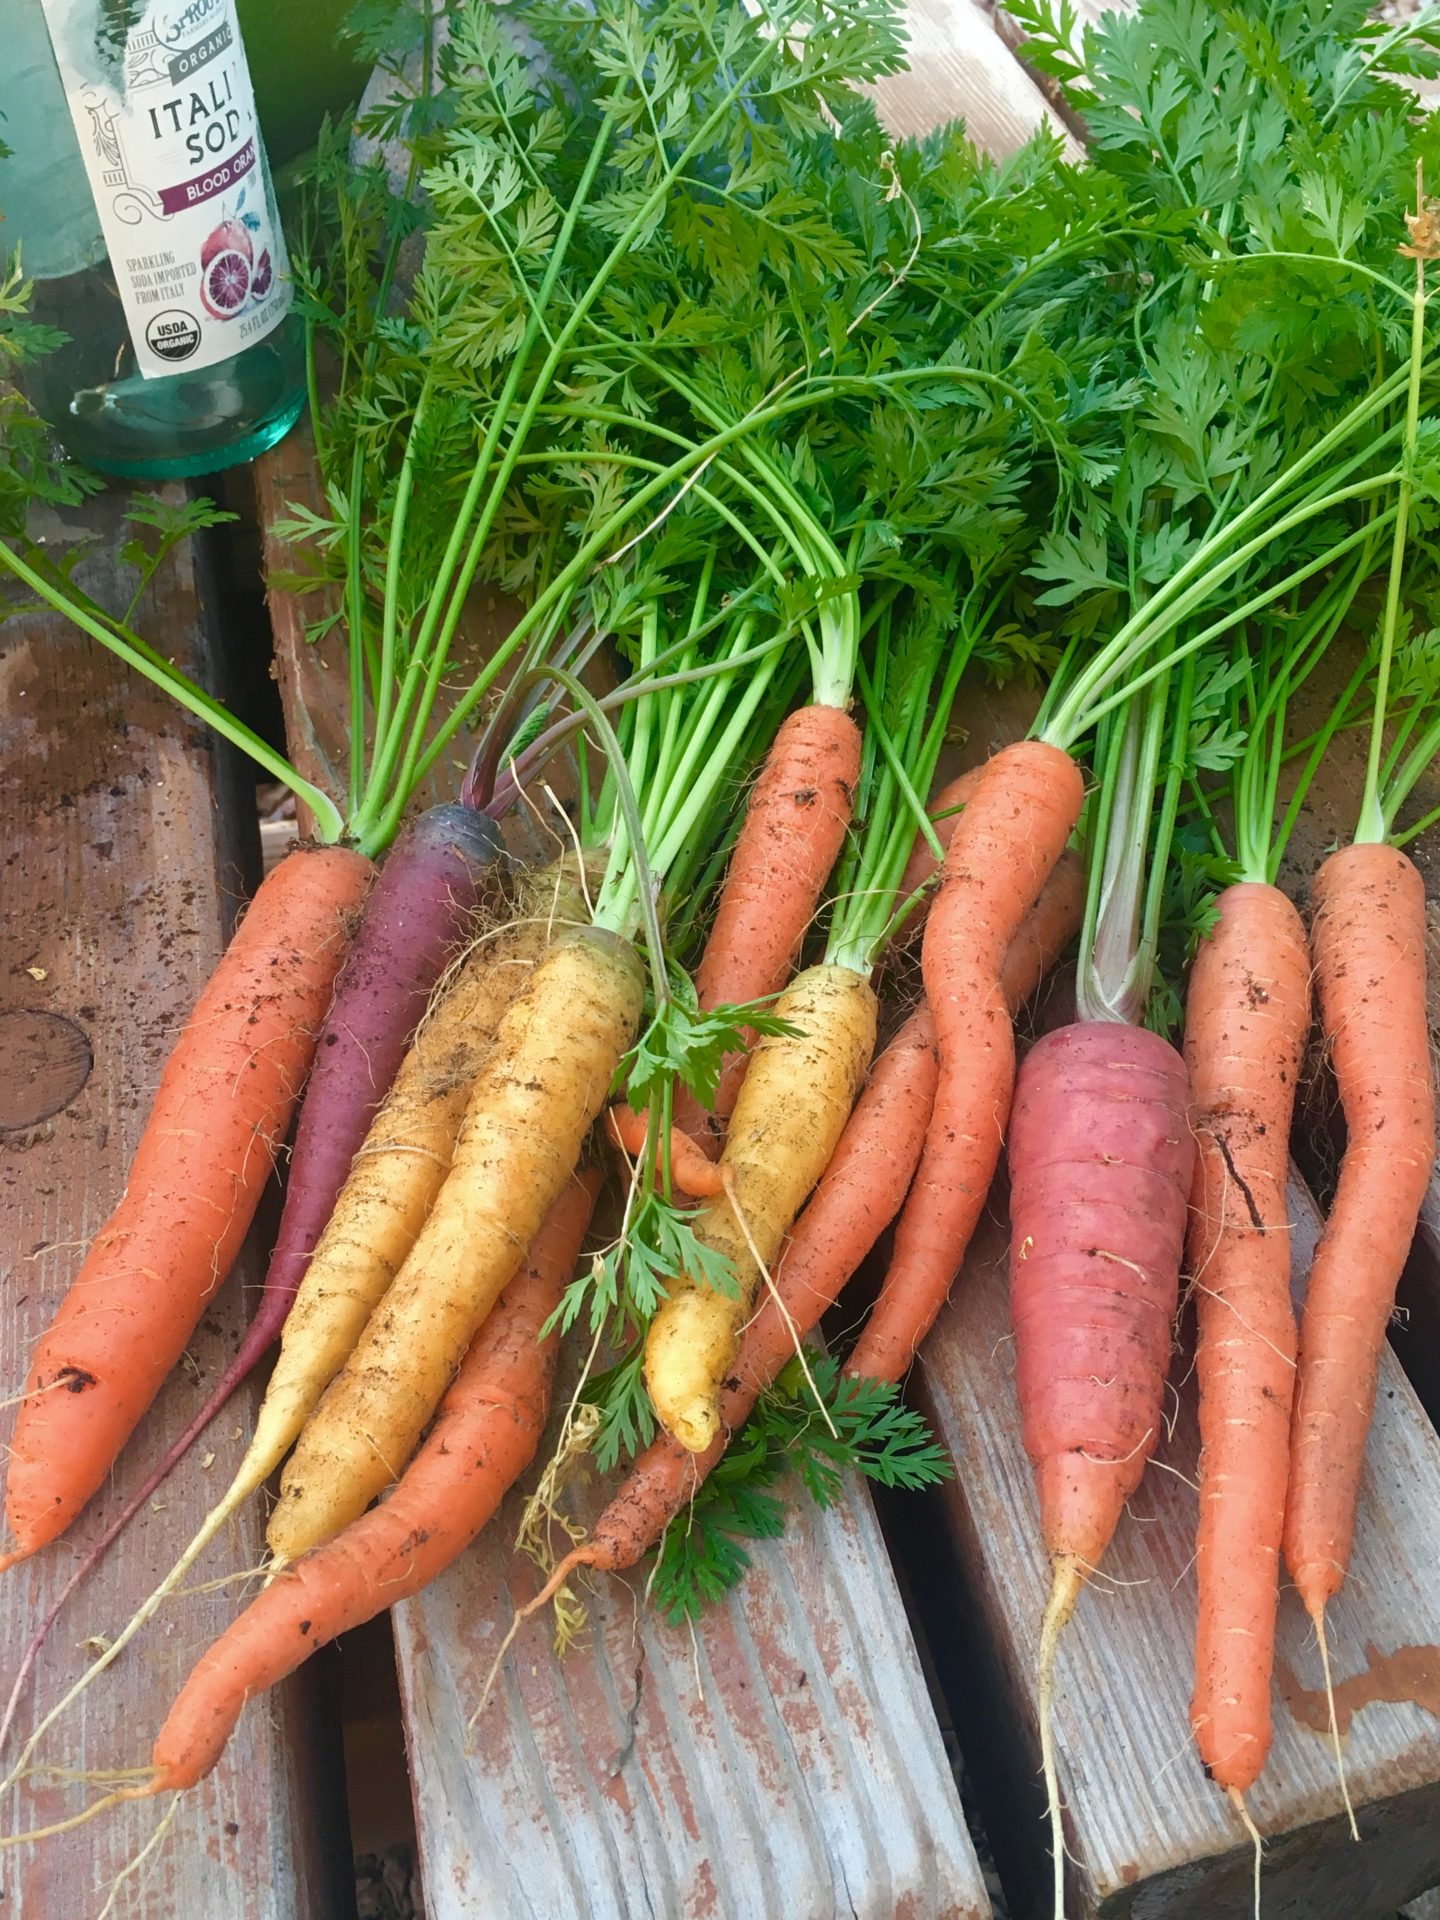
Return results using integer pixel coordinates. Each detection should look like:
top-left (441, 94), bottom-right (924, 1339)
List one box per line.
top-left (1, 0), bottom-right (306, 480)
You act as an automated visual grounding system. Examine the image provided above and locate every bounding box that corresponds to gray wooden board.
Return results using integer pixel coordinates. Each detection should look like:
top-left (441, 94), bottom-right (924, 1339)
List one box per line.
top-left (870, 0), bottom-right (1079, 158)
top-left (0, 487), bottom-right (349, 1917)
top-left (909, 1168), bottom-right (1440, 1920)
top-left (392, 1446), bottom-right (986, 1920)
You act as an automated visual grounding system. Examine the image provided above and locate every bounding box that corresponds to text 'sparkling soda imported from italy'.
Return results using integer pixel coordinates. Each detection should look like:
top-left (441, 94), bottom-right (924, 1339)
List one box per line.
top-left (4, 0), bottom-right (305, 478)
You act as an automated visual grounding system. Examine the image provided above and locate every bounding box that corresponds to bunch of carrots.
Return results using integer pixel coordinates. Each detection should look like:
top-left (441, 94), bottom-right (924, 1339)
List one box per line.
top-left (3, 0), bottom-right (1440, 1914)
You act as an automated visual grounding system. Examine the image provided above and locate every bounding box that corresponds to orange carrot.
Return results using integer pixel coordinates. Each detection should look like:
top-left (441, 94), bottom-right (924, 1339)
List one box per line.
top-left (1285, 845), bottom-right (1436, 1624)
top-left (999, 850), bottom-right (1084, 1015)
top-left (1186, 883), bottom-right (1311, 1795)
top-left (604, 1105), bottom-right (726, 1197)
top-left (894, 769), bottom-right (980, 914)
top-left (1, 845), bottom-right (370, 1565)
top-left (139, 1171), bottom-right (599, 1792)
top-left (673, 702), bottom-right (861, 1147)
top-left (847, 742), bottom-right (1086, 1383)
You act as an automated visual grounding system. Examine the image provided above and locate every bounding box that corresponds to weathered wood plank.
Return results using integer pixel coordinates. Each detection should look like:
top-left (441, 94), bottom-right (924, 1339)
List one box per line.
top-left (907, 1167), bottom-right (1440, 1920)
top-left (872, 0), bottom-right (1079, 157)
top-left (395, 1436), bottom-right (986, 1920)
top-left (0, 488), bottom-right (350, 1917)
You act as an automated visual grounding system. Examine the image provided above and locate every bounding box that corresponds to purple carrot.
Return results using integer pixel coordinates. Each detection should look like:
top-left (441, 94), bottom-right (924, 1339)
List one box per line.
top-left (263, 802), bottom-right (502, 1312)
top-left (0, 804), bottom-right (500, 1753)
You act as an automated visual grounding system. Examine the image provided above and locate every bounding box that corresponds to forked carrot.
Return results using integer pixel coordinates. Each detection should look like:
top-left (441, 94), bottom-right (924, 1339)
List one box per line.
top-left (847, 742), bottom-right (1085, 1383)
top-left (1, 844), bottom-right (370, 1566)
top-left (672, 701), bottom-right (861, 1147)
top-left (135, 1172), bottom-right (598, 1791)
top-left (1186, 883), bottom-right (1310, 1796)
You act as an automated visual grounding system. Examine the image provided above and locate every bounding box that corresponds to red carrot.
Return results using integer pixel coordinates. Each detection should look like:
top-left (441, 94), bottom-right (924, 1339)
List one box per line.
top-left (1009, 1020), bottom-right (1194, 1914)
top-left (2, 844), bottom-right (371, 1566)
top-left (136, 1171), bottom-right (598, 1792)
top-left (1012, 1022), bottom-right (1193, 1595)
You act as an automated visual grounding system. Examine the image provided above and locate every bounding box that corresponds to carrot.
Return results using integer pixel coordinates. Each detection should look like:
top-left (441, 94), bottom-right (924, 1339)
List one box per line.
top-left (1284, 845), bottom-right (1435, 1625)
top-left (672, 702), bottom-right (861, 1148)
top-left (250, 860), bottom-right (587, 1480)
top-left (1186, 884), bottom-right (1310, 1796)
top-left (269, 924), bottom-right (645, 1556)
top-left (1008, 1020), bottom-right (1194, 1914)
top-left (135, 1172), bottom-right (598, 1793)
top-left (1, 844), bottom-right (370, 1566)
top-left (644, 960), bottom-right (877, 1452)
top-left (605, 1104), bottom-right (727, 1198)
top-left (846, 741), bottom-right (1086, 1383)
top-left (894, 769), bottom-right (980, 915)
top-left (0, 805), bottom-right (501, 1665)
top-left (238, 803), bottom-right (501, 1398)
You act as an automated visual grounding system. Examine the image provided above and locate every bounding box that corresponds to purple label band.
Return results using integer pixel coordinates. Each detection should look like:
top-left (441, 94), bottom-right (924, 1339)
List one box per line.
top-left (158, 136), bottom-right (255, 215)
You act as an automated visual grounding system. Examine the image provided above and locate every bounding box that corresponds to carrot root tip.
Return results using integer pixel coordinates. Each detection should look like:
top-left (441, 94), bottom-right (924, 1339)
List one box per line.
top-left (1313, 1607), bottom-right (1359, 1842)
top-left (518, 1545), bottom-right (599, 1626)
top-left (1227, 1787), bottom-right (1264, 1920)
top-left (1038, 1555), bottom-right (1086, 1920)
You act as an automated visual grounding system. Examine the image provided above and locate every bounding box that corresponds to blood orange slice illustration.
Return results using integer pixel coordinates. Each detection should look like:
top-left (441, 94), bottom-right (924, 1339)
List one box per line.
top-left (201, 248), bottom-right (251, 319)
top-left (250, 248), bottom-right (273, 299)
top-left (201, 218), bottom-right (253, 269)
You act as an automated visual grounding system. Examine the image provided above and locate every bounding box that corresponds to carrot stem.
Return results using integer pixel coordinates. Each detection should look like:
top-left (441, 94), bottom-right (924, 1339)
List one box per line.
top-left (0, 542), bottom-right (344, 840)
top-left (1359, 161), bottom-right (1429, 845)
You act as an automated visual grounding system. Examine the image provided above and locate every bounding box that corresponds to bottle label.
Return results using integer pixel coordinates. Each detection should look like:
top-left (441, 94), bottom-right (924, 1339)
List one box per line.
top-left (39, 0), bottom-right (292, 379)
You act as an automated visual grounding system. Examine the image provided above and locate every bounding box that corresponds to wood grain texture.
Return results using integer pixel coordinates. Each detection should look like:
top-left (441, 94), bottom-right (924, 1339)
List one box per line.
top-left (394, 1447), bottom-right (986, 1920)
top-left (909, 1167), bottom-right (1440, 1920)
top-left (872, 0), bottom-right (1079, 157)
top-left (0, 488), bottom-right (349, 1920)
